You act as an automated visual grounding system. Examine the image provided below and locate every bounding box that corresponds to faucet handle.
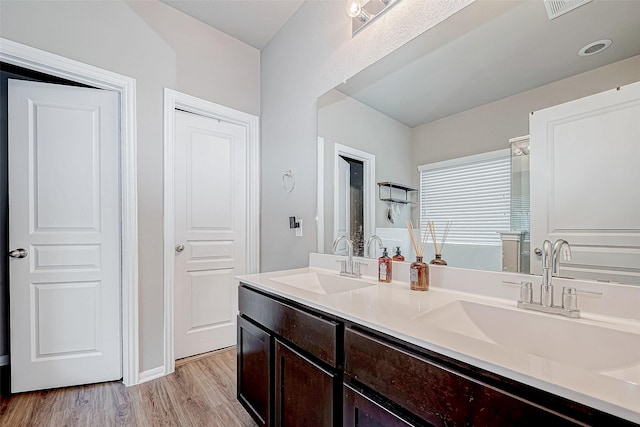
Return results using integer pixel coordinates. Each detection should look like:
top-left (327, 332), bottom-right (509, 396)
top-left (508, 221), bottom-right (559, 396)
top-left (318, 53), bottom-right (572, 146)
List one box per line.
top-left (335, 259), bottom-right (347, 274)
top-left (562, 287), bottom-right (578, 311)
top-left (519, 282), bottom-right (533, 303)
top-left (353, 261), bottom-right (367, 276)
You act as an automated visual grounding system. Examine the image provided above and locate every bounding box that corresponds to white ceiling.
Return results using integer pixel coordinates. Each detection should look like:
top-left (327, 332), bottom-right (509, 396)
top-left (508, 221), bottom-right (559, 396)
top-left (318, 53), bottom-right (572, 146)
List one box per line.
top-left (336, 0), bottom-right (640, 127)
top-left (160, 0), bottom-right (305, 49)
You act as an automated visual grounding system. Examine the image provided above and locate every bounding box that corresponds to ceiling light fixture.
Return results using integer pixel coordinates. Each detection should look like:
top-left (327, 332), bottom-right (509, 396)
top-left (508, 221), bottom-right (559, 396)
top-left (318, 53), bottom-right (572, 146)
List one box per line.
top-left (347, 0), bottom-right (401, 36)
top-left (346, 0), bottom-right (369, 22)
top-left (578, 39), bottom-right (612, 56)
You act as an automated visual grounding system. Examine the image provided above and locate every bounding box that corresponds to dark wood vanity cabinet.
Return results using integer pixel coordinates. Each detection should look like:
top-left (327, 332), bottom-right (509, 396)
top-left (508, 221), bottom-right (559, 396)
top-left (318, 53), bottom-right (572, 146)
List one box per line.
top-left (238, 283), bottom-right (637, 427)
top-left (238, 284), bottom-right (341, 427)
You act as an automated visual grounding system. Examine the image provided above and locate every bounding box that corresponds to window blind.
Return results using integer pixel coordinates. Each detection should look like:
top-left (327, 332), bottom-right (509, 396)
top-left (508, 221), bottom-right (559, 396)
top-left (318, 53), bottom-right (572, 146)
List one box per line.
top-left (418, 150), bottom-right (510, 245)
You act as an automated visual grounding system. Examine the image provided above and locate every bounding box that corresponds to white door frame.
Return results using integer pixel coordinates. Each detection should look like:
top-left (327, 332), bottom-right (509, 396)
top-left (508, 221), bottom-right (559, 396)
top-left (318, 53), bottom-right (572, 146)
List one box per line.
top-left (0, 38), bottom-right (139, 385)
top-left (163, 88), bottom-right (260, 375)
top-left (316, 137), bottom-right (325, 253)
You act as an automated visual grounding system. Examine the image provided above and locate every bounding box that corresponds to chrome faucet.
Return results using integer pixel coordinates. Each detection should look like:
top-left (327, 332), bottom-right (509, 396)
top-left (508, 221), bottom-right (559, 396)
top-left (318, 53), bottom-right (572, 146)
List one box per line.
top-left (365, 235), bottom-right (384, 259)
top-left (552, 239), bottom-right (572, 278)
top-left (516, 239), bottom-right (578, 317)
top-left (332, 236), bottom-right (365, 278)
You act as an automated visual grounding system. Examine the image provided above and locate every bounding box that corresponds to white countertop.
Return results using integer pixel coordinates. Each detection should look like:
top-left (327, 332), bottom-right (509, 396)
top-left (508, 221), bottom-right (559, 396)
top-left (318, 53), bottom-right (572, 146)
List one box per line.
top-left (237, 256), bottom-right (640, 424)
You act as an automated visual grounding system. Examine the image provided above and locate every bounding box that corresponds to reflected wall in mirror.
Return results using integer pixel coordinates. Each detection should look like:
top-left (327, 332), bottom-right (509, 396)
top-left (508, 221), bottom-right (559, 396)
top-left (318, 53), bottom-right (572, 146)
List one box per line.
top-left (317, 0), bottom-right (640, 284)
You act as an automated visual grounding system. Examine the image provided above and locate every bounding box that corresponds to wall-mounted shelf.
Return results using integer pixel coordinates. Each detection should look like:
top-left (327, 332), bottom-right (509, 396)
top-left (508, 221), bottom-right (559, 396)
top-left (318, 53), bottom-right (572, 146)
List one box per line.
top-left (377, 181), bottom-right (417, 205)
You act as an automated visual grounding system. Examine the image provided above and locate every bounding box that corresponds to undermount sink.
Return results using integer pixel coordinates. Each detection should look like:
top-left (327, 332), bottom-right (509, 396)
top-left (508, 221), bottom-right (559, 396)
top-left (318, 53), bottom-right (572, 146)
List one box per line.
top-left (270, 271), bottom-right (376, 295)
top-left (417, 300), bottom-right (640, 383)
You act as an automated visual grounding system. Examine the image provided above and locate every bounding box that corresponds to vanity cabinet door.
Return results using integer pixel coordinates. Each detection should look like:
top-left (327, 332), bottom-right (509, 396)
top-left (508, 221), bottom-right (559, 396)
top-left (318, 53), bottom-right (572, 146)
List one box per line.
top-left (237, 316), bottom-right (272, 427)
top-left (274, 339), bottom-right (337, 427)
top-left (343, 384), bottom-right (424, 427)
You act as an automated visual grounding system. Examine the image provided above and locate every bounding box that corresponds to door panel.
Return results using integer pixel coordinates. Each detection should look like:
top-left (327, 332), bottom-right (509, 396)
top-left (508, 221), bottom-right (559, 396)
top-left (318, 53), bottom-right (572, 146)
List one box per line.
top-left (530, 81), bottom-right (640, 284)
top-left (31, 244), bottom-right (101, 272)
top-left (188, 269), bottom-right (233, 329)
top-left (32, 104), bottom-right (100, 230)
top-left (9, 79), bottom-right (121, 392)
top-left (34, 281), bottom-right (100, 356)
top-left (174, 110), bottom-right (246, 359)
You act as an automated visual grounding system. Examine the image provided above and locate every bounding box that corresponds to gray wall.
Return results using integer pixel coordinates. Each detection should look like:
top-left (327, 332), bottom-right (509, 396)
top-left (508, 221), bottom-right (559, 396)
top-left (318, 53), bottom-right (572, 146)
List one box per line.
top-left (318, 90), bottom-right (414, 253)
top-left (412, 55), bottom-right (640, 165)
top-left (260, 0), bottom-right (473, 272)
top-left (0, 0), bottom-right (259, 372)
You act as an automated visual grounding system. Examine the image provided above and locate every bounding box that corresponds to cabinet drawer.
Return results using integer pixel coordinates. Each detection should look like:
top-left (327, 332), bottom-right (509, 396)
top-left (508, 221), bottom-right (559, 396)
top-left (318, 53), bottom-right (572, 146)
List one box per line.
top-left (344, 328), bottom-right (582, 427)
top-left (239, 284), bottom-right (339, 367)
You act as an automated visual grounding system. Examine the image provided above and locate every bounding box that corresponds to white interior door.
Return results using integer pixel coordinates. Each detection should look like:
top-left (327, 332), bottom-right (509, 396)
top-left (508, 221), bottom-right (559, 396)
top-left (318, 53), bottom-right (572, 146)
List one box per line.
top-left (530, 81), bottom-right (640, 284)
top-left (334, 155), bottom-right (351, 255)
top-left (174, 110), bottom-right (246, 360)
top-left (8, 79), bottom-right (121, 392)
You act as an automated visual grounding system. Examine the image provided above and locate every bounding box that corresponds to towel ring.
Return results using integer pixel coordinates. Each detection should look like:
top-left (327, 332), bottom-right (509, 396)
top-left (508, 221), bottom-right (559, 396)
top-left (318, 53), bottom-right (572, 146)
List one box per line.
top-left (282, 170), bottom-right (295, 192)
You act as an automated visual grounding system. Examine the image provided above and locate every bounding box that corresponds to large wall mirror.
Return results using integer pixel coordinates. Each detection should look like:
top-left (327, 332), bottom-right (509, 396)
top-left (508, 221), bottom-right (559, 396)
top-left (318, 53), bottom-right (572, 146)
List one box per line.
top-left (317, 0), bottom-right (640, 285)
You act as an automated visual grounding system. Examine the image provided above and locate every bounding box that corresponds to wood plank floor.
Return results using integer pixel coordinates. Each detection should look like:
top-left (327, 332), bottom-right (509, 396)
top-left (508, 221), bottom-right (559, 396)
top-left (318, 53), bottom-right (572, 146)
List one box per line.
top-left (0, 347), bottom-right (257, 427)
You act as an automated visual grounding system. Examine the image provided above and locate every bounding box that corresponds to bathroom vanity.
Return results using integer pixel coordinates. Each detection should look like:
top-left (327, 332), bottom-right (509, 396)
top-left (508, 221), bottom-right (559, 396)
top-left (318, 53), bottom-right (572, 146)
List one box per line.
top-left (236, 257), bottom-right (640, 426)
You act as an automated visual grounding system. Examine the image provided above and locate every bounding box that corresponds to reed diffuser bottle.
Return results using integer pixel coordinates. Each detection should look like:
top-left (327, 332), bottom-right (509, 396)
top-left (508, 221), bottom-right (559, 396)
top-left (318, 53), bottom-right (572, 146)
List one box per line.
top-left (428, 220), bottom-right (451, 266)
top-left (410, 256), bottom-right (428, 291)
top-left (405, 220), bottom-right (429, 291)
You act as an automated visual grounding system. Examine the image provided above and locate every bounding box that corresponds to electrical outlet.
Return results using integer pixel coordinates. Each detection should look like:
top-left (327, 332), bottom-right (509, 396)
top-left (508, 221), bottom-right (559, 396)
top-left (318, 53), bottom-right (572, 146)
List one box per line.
top-left (295, 219), bottom-right (303, 237)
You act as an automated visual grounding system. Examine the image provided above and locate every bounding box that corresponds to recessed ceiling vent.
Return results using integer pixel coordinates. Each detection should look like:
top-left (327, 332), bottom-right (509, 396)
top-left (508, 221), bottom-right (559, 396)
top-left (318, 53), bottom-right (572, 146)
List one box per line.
top-left (544, 0), bottom-right (592, 20)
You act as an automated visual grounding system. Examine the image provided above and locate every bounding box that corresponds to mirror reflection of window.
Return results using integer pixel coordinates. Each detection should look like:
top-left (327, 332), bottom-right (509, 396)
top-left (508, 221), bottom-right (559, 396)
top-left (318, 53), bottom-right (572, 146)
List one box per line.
top-left (418, 150), bottom-right (511, 271)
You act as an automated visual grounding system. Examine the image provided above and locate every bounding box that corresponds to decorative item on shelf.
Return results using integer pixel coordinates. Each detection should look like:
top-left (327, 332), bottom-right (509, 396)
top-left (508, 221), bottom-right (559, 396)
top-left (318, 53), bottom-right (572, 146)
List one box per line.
top-left (406, 219), bottom-right (429, 291)
top-left (386, 203), bottom-right (400, 224)
top-left (427, 220), bottom-right (451, 265)
top-left (282, 169), bottom-right (295, 192)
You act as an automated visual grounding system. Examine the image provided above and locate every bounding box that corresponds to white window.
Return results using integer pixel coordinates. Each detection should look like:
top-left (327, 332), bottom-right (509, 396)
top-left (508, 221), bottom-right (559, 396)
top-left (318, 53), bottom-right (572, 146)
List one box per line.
top-left (418, 149), bottom-right (510, 245)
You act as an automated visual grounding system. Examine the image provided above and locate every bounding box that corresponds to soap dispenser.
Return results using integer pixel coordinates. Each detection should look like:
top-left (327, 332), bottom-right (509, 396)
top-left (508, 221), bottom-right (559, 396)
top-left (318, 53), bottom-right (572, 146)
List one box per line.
top-left (392, 246), bottom-right (405, 261)
top-left (378, 247), bottom-right (392, 283)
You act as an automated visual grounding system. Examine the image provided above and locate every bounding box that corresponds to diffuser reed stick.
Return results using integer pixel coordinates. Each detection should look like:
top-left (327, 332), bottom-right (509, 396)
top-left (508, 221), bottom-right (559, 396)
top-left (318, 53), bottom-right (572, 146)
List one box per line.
top-left (439, 221), bottom-right (451, 253)
top-left (428, 221), bottom-right (438, 254)
top-left (405, 219), bottom-right (428, 257)
top-left (427, 220), bottom-right (451, 253)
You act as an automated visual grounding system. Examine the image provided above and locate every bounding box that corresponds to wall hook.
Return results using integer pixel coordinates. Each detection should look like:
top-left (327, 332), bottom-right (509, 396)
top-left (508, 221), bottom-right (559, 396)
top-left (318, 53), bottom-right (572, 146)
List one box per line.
top-left (282, 169), bottom-right (295, 192)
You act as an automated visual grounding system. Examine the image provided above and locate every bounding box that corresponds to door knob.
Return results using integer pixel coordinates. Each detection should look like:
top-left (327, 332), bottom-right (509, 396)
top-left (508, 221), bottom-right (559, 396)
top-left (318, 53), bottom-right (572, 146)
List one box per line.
top-left (175, 244), bottom-right (185, 253)
top-left (9, 248), bottom-right (28, 258)
top-left (534, 247), bottom-right (543, 256)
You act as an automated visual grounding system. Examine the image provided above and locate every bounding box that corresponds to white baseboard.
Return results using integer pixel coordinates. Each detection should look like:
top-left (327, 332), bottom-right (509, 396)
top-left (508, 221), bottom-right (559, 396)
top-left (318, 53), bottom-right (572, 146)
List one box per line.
top-left (137, 366), bottom-right (166, 384)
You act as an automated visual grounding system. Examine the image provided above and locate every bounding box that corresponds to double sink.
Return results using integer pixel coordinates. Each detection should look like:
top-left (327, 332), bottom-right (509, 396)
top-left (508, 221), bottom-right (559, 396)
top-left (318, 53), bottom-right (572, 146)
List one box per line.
top-left (269, 270), bottom-right (640, 387)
